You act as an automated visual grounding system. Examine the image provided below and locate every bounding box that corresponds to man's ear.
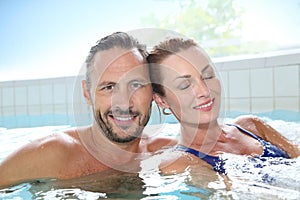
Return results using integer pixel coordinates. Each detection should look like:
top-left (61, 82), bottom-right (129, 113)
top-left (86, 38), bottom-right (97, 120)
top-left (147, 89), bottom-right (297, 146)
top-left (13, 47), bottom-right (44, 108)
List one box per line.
top-left (153, 93), bottom-right (170, 109)
top-left (82, 80), bottom-right (92, 105)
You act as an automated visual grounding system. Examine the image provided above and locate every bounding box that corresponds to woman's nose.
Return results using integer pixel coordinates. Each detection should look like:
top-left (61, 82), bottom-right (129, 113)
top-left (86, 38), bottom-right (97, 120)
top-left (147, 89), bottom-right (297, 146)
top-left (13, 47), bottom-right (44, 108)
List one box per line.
top-left (193, 78), bottom-right (210, 98)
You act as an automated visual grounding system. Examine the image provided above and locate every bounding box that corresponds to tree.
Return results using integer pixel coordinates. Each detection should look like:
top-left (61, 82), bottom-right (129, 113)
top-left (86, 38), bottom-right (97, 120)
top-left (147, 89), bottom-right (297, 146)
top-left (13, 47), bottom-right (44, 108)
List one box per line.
top-left (141, 0), bottom-right (244, 57)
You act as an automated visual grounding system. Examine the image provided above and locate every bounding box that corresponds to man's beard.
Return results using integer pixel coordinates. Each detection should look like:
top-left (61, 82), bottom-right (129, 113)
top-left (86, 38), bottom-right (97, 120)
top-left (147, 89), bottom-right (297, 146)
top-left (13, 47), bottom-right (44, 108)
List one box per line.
top-left (94, 108), bottom-right (150, 143)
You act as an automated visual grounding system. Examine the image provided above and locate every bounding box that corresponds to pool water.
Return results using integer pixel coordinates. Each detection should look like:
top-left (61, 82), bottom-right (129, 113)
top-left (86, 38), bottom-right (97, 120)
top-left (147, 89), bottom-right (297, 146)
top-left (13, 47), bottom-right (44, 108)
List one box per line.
top-left (0, 115), bottom-right (299, 199)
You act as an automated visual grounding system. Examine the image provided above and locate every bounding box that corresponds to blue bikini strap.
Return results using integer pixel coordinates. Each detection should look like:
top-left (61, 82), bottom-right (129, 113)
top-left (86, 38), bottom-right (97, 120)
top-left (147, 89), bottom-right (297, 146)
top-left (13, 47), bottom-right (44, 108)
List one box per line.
top-left (175, 145), bottom-right (226, 174)
top-left (226, 123), bottom-right (261, 140)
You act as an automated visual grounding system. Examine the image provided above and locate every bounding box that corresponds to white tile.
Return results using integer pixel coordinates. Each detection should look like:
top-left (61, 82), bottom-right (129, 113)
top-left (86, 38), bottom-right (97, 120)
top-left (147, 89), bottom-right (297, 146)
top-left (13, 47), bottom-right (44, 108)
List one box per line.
top-left (265, 53), bottom-right (300, 67)
top-left (2, 87), bottom-right (14, 106)
top-left (66, 82), bottom-right (75, 104)
top-left (229, 98), bottom-right (250, 113)
top-left (66, 104), bottom-right (74, 116)
top-left (53, 83), bottom-right (66, 104)
top-left (274, 66), bottom-right (299, 97)
top-left (0, 88), bottom-right (2, 107)
top-left (15, 106), bottom-right (27, 115)
top-left (72, 88), bottom-right (87, 105)
top-left (220, 57), bottom-right (265, 70)
top-left (275, 97), bottom-right (299, 111)
top-left (54, 104), bottom-right (67, 114)
top-left (229, 70), bottom-right (250, 98)
top-left (15, 86), bottom-right (27, 106)
top-left (219, 71), bottom-right (229, 98)
top-left (251, 68), bottom-right (273, 97)
top-left (40, 104), bottom-right (53, 114)
top-left (28, 105), bottom-right (41, 115)
top-left (251, 98), bottom-right (274, 113)
top-left (40, 84), bottom-right (53, 105)
top-left (2, 106), bottom-right (15, 116)
top-left (28, 85), bottom-right (40, 105)
top-left (220, 98), bottom-right (230, 116)
top-left (0, 81), bottom-right (14, 88)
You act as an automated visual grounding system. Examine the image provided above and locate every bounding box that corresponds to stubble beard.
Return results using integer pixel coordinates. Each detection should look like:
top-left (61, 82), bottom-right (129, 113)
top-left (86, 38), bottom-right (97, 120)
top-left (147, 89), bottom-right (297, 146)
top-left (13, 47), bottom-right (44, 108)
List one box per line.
top-left (94, 109), bottom-right (150, 143)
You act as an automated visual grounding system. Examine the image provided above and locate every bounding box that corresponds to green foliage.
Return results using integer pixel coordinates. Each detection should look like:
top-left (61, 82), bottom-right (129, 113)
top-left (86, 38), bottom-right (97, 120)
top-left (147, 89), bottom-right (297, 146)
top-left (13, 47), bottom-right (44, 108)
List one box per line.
top-left (140, 0), bottom-right (252, 57)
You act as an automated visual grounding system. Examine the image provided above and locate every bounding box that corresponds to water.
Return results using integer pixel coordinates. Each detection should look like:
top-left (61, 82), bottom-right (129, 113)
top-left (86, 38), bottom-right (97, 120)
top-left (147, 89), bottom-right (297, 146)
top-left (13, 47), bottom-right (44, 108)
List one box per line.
top-left (0, 112), bottom-right (299, 199)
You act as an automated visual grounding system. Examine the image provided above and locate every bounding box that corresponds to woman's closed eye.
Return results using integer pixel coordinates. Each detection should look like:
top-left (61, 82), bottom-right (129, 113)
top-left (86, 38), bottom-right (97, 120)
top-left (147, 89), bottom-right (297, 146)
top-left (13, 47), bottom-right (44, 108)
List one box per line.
top-left (177, 79), bottom-right (191, 90)
top-left (201, 65), bottom-right (216, 80)
top-left (202, 72), bottom-right (215, 80)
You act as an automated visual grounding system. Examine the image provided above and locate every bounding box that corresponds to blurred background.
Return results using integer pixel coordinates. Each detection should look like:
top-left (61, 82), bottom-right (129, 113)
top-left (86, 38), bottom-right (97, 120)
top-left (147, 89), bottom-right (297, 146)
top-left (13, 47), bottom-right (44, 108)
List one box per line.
top-left (1, 0), bottom-right (300, 81)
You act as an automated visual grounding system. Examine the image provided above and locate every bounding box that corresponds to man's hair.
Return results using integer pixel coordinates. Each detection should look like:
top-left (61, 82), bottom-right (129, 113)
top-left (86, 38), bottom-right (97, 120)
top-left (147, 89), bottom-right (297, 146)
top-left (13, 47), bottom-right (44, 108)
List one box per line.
top-left (85, 32), bottom-right (147, 88)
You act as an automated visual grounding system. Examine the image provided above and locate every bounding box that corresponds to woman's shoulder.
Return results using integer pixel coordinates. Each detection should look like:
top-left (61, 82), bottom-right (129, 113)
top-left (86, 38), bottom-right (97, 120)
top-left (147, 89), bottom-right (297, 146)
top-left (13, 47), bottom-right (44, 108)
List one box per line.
top-left (233, 115), bottom-right (268, 139)
top-left (159, 154), bottom-right (191, 175)
top-left (144, 136), bottom-right (178, 152)
top-left (234, 115), bottom-right (266, 131)
top-left (234, 115), bottom-right (262, 125)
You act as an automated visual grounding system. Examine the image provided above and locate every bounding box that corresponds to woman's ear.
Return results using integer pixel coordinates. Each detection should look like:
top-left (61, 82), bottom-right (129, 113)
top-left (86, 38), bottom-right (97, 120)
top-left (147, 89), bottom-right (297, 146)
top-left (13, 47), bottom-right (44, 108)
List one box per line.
top-left (82, 80), bottom-right (92, 105)
top-left (153, 93), bottom-right (170, 109)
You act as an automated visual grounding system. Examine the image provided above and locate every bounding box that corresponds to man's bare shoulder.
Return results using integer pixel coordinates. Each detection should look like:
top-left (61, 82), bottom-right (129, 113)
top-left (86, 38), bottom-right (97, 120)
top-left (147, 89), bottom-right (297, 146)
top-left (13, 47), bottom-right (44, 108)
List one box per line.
top-left (0, 128), bottom-right (86, 188)
top-left (22, 129), bottom-right (82, 156)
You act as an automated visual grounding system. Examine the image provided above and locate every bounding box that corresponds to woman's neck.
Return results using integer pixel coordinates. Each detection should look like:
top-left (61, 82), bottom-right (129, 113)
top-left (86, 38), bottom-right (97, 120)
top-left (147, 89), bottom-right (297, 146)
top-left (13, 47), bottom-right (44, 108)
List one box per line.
top-left (179, 120), bottom-right (223, 153)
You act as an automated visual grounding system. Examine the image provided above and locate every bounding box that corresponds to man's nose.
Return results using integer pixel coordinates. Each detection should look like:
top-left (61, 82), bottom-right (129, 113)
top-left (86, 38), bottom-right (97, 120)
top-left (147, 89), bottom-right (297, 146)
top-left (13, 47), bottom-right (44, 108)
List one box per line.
top-left (111, 87), bottom-right (133, 110)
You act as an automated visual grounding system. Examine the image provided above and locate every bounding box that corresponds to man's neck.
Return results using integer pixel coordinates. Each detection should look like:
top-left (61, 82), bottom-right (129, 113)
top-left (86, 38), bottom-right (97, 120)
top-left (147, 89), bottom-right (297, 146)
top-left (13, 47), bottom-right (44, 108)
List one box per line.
top-left (78, 124), bottom-right (142, 172)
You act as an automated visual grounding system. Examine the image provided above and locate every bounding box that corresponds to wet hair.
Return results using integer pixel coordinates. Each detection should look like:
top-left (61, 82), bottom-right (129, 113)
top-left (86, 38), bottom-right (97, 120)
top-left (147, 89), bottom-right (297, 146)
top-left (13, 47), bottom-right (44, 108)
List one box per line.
top-left (85, 32), bottom-right (148, 89)
top-left (147, 37), bottom-right (198, 96)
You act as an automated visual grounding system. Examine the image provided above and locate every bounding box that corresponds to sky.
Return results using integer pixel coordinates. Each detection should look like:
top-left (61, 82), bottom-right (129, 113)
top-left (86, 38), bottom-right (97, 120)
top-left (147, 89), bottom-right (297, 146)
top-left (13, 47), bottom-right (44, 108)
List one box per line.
top-left (0, 0), bottom-right (300, 81)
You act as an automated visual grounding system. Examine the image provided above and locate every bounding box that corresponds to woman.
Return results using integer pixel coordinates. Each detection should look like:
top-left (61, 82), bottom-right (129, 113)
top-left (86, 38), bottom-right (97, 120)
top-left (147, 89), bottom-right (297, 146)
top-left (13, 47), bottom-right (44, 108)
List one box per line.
top-left (147, 37), bottom-right (299, 174)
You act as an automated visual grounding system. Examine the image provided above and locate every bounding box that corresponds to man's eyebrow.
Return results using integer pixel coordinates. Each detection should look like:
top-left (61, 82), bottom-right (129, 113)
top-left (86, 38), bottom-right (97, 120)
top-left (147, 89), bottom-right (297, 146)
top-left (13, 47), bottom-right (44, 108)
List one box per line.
top-left (97, 81), bottom-right (116, 87)
top-left (129, 78), bottom-right (149, 83)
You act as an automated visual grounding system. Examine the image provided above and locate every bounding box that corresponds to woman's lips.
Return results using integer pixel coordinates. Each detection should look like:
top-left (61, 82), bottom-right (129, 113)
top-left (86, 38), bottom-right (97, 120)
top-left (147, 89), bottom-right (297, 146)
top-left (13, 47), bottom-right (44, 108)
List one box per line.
top-left (193, 99), bottom-right (214, 112)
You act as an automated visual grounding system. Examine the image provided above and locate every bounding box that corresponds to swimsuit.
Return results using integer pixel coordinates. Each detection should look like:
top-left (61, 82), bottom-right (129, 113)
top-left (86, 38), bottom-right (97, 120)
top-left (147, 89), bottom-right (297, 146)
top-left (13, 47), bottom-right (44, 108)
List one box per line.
top-left (175, 124), bottom-right (290, 174)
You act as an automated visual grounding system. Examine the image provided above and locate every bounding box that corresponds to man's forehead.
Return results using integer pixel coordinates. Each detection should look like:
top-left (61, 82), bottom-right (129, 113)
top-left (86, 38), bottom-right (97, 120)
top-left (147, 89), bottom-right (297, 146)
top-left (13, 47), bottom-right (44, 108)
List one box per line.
top-left (92, 47), bottom-right (144, 71)
top-left (90, 47), bottom-right (149, 85)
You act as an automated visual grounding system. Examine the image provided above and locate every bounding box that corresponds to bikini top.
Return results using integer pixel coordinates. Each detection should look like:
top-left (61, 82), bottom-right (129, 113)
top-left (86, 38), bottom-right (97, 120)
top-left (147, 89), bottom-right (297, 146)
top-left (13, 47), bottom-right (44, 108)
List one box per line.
top-left (175, 124), bottom-right (290, 174)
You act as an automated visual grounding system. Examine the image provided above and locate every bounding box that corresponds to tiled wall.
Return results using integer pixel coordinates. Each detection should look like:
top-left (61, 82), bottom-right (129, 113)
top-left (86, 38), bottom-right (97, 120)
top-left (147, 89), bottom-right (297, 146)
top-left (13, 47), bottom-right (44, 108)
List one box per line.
top-left (215, 49), bottom-right (300, 114)
top-left (0, 76), bottom-right (91, 128)
top-left (0, 49), bottom-right (299, 128)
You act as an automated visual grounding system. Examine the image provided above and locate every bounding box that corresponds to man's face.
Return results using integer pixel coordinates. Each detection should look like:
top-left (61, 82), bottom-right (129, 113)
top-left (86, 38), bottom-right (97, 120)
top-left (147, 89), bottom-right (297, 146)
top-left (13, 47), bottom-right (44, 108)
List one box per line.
top-left (87, 48), bottom-right (152, 143)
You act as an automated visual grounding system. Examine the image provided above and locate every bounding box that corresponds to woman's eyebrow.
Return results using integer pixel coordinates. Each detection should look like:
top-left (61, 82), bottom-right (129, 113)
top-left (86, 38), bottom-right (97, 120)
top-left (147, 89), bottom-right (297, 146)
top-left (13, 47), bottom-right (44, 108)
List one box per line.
top-left (172, 64), bottom-right (213, 81)
top-left (173, 74), bottom-right (191, 81)
top-left (201, 64), bottom-right (212, 73)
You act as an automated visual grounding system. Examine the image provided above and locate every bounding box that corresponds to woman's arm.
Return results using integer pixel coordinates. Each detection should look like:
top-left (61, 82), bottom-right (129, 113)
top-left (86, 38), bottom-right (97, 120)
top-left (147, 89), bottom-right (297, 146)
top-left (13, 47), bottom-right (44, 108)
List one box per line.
top-left (235, 115), bottom-right (299, 158)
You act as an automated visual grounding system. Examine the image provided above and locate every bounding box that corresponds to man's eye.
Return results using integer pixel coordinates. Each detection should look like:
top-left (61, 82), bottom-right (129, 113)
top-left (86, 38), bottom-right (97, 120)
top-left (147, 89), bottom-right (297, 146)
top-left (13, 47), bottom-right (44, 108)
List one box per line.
top-left (130, 82), bottom-right (144, 90)
top-left (100, 84), bottom-right (115, 91)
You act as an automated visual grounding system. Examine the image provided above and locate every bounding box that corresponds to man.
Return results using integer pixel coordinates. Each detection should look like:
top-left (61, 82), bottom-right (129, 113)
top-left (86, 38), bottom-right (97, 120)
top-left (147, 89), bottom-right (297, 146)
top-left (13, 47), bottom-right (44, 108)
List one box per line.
top-left (0, 32), bottom-right (174, 188)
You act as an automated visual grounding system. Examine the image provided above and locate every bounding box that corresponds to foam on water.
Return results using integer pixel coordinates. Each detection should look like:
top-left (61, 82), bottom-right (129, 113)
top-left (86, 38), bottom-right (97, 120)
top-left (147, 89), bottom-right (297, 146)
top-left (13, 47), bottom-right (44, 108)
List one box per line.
top-left (0, 113), bottom-right (299, 199)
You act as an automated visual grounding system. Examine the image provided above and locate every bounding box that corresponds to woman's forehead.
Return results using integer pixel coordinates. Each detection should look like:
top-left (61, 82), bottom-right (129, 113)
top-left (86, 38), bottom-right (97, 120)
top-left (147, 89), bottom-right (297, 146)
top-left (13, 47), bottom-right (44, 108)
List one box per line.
top-left (160, 47), bottom-right (210, 74)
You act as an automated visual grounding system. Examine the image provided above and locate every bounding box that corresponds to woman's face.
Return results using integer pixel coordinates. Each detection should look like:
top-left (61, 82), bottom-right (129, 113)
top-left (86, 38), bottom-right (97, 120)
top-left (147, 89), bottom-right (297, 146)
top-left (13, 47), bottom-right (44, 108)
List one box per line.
top-left (156, 46), bottom-right (221, 126)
